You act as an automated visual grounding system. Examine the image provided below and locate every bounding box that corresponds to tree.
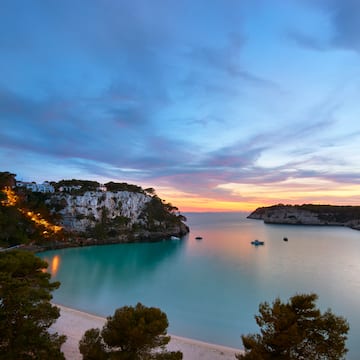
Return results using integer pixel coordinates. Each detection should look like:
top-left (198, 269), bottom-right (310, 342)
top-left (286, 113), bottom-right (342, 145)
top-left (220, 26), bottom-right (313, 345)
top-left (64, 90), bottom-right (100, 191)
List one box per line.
top-left (0, 205), bottom-right (32, 246)
top-left (0, 250), bottom-right (66, 359)
top-left (79, 302), bottom-right (182, 360)
top-left (236, 293), bottom-right (349, 360)
top-left (0, 171), bottom-right (16, 189)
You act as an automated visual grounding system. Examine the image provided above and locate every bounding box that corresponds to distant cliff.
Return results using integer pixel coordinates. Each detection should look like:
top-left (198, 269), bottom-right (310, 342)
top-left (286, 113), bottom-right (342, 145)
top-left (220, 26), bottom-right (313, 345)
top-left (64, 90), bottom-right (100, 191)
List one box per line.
top-left (248, 204), bottom-right (360, 231)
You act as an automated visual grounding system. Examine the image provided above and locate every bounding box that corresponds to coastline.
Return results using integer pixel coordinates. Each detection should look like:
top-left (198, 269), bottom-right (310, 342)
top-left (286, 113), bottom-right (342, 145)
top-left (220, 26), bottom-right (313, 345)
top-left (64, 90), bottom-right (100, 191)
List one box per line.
top-left (51, 304), bottom-right (243, 360)
top-left (247, 204), bottom-right (360, 231)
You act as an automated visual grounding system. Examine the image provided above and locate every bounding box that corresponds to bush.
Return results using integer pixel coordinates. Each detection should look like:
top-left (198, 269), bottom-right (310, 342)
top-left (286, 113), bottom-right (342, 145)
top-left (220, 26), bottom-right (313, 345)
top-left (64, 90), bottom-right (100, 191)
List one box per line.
top-left (79, 303), bottom-right (182, 359)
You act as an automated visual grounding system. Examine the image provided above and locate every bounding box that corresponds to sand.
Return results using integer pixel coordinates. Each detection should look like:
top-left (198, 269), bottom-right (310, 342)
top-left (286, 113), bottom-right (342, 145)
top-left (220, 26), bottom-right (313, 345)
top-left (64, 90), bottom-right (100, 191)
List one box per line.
top-left (51, 304), bottom-right (243, 360)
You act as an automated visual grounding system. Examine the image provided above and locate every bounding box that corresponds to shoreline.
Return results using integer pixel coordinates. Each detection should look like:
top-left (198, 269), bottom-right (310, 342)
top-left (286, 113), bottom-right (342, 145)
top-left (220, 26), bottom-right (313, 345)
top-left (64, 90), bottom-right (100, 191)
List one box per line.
top-left (51, 304), bottom-right (243, 360)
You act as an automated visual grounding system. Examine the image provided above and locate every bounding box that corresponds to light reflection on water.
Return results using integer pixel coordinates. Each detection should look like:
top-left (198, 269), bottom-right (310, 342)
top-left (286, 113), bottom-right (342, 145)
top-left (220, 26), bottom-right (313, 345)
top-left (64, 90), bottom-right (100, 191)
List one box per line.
top-left (39, 212), bottom-right (360, 359)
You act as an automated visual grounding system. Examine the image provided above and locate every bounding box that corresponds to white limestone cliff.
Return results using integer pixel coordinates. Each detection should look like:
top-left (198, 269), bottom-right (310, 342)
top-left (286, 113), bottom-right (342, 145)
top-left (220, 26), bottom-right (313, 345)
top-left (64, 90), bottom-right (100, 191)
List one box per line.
top-left (49, 191), bottom-right (151, 232)
top-left (47, 190), bottom-right (189, 241)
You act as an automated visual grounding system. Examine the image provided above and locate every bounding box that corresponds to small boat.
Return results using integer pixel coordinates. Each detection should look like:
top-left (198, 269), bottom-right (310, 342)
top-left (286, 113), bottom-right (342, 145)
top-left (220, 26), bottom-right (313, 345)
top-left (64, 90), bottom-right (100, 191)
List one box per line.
top-left (170, 236), bottom-right (180, 240)
top-left (283, 237), bottom-right (288, 242)
top-left (251, 239), bottom-right (264, 246)
top-left (195, 236), bottom-right (203, 240)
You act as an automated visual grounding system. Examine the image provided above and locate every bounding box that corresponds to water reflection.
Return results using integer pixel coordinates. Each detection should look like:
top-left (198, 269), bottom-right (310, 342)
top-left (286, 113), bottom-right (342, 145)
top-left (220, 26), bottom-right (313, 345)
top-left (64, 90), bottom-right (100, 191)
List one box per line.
top-left (42, 254), bottom-right (60, 276)
top-left (51, 255), bottom-right (60, 276)
top-left (39, 237), bottom-right (186, 313)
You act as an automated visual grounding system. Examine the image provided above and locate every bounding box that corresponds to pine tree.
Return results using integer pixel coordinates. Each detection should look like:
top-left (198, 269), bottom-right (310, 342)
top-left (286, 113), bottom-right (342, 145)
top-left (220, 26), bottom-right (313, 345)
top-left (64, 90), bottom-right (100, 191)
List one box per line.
top-left (236, 293), bottom-right (349, 360)
top-left (0, 250), bottom-right (66, 359)
top-left (79, 302), bottom-right (182, 359)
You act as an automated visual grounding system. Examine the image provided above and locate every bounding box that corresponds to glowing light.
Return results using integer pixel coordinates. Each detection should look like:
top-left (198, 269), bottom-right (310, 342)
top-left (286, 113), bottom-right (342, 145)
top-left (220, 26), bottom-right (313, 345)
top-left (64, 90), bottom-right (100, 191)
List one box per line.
top-left (1, 187), bottom-right (62, 235)
top-left (1, 187), bottom-right (18, 206)
top-left (51, 255), bottom-right (60, 276)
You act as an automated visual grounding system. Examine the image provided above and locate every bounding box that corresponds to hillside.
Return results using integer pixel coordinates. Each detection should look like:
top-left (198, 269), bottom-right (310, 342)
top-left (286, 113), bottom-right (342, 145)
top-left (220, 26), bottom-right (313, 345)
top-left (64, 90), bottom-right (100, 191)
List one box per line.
top-left (248, 204), bottom-right (360, 230)
top-left (0, 172), bottom-right (188, 249)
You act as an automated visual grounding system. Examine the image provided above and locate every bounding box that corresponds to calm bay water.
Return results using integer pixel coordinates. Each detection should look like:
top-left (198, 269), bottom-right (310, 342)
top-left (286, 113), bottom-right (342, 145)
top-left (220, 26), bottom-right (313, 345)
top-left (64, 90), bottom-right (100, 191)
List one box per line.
top-left (39, 212), bottom-right (360, 359)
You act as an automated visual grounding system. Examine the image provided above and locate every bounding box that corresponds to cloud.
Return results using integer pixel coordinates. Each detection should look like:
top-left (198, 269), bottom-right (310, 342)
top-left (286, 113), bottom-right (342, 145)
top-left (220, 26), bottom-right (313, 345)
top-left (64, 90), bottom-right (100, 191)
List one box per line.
top-left (299, 0), bottom-right (360, 53)
top-left (1, 81), bottom-right (352, 199)
top-left (287, 30), bottom-right (328, 51)
top-left (147, 108), bottom-right (354, 198)
top-left (1, 0), bottom-right (360, 210)
top-left (185, 35), bottom-right (276, 88)
top-left (0, 85), bottom-right (195, 181)
top-left (327, 0), bottom-right (360, 51)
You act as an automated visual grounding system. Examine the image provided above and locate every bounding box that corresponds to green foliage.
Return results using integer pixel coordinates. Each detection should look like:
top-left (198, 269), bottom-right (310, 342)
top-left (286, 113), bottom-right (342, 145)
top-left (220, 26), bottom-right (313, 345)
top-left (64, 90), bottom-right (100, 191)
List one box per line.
top-left (264, 204), bottom-right (360, 223)
top-left (79, 328), bottom-right (107, 360)
top-left (0, 205), bottom-right (32, 246)
top-left (144, 187), bottom-right (156, 195)
top-left (299, 204), bottom-right (360, 223)
top-left (79, 303), bottom-right (182, 360)
top-left (0, 189), bottom-right (48, 247)
top-left (87, 207), bottom-right (131, 239)
top-left (18, 189), bottom-right (54, 219)
top-left (105, 181), bottom-right (144, 193)
top-left (141, 196), bottom-right (186, 230)
top-left (0, 181), bottom-right (64, 246)
top-left (236, 293), bottom-right (349, 360)
top-left (55, 179), bottom-right (100, 194)
top-left (0, 171), bottom-right (16, 189)
top-left (0, 250), bottom-right (66, 359)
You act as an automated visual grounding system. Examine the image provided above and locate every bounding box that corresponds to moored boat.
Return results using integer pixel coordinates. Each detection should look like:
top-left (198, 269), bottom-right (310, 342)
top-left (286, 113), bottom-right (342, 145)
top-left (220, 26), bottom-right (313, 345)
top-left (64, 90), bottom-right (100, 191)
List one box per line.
top-left (251, 239), bottom-right (264, 246)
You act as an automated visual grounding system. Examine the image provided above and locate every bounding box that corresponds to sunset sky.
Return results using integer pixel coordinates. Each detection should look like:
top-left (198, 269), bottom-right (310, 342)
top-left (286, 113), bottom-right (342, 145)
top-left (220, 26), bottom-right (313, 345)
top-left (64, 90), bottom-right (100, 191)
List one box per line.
top-left (1, 0), bottom-right (360, 212)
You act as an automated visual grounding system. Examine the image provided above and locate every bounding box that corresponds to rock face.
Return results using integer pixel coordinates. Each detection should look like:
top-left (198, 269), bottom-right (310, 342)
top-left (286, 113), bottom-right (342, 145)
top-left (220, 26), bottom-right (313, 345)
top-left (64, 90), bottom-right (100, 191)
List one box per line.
top-left (47, 190), bottom-right (189, 242)
top-left (248, 204), bottom-right (360, 230)
top-left (50, 191), bottom-right (150, 232)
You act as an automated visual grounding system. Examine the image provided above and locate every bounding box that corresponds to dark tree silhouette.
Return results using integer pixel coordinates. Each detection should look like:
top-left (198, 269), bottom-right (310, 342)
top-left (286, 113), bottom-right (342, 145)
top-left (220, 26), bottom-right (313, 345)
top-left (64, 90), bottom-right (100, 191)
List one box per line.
top-left (0, 250), bottom-right (66, 359)
top-left (237, 293), bottom-right (349, 360)
top-left (79, 302), bottom-right (182, 360)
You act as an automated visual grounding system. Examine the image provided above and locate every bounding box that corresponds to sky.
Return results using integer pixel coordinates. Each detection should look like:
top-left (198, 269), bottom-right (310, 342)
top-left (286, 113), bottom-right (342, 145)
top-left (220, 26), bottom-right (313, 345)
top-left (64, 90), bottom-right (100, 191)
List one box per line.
top-left (1, 0), bottom-right (360, 212)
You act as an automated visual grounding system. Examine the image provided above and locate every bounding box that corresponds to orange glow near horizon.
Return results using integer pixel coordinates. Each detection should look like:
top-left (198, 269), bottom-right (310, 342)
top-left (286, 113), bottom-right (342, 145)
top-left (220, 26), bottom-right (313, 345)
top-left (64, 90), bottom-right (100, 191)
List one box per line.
top-left (173, 197), bottom-right (262, 213)
top-left (155, 178), bottom-right (360, 213)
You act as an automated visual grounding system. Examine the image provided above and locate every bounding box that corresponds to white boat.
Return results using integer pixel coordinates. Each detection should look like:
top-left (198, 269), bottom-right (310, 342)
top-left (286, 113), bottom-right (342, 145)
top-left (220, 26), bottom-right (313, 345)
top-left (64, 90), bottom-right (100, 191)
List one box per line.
top-left (170, 236), bottom-right (180, 240)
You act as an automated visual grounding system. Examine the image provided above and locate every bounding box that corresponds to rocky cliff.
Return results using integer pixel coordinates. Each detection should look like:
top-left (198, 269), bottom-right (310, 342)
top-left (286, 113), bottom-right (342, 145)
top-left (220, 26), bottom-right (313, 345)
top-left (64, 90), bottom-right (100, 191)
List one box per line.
top-left (49, 191), bottom-right (150, 232)
top-left (248, 204), bottom-right (360, 230)
top-left (46, 189), bottom-right (189, 243)
top-left (0, 172), bottom-right (189, 249)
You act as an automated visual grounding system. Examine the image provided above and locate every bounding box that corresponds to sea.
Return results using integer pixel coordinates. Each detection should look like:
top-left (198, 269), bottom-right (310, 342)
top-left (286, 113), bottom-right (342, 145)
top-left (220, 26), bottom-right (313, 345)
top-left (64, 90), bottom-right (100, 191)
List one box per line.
top-left (39, 212), bottom-right (360, 359)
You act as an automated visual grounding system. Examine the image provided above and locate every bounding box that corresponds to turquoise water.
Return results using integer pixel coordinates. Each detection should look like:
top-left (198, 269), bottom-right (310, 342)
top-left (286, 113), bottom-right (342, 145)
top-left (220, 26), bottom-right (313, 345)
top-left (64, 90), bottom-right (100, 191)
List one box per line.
top-left (39, 212), bottom-right (360, 359)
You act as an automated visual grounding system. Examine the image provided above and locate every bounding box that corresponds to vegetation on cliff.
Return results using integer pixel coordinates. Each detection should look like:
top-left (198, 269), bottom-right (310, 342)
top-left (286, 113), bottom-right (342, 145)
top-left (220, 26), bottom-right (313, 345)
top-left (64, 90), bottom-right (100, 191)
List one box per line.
top-left (0, 171), bottom-right (188, 249)
top-left (248, 204), bottom-right (360, 230)
top-left (0, 172), bottom-right (63, 247)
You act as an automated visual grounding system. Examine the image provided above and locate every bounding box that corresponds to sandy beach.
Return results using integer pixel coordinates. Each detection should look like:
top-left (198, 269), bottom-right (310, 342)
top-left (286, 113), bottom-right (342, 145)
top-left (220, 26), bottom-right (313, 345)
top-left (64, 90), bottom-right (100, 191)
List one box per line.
top-left (51, 304), bottom-right (243, 360)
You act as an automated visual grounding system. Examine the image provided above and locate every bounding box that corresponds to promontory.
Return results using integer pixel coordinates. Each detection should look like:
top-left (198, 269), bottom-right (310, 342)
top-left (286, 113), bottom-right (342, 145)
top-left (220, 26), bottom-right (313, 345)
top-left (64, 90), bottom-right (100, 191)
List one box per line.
top-left (0, 171), bottom-right (189, 250)
top-left (248, 204), bottom-right (360, 231)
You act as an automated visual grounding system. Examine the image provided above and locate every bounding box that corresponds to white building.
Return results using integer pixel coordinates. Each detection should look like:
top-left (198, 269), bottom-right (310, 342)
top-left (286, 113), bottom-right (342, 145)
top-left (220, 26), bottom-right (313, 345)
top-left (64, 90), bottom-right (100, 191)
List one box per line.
top-left (16, 181), bottom-right (55, 193)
